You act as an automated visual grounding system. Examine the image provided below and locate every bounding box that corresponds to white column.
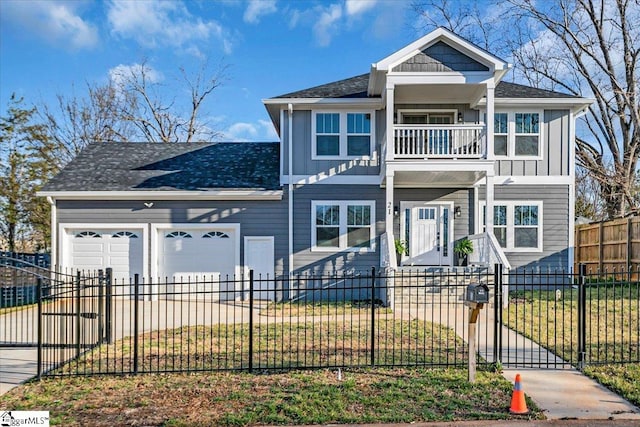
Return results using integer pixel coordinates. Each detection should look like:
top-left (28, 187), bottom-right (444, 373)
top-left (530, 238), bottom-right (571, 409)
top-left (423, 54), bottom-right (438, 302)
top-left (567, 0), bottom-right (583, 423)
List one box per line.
top-left (485, 81), bottom-right (495, 160)
top-left (385, 172), bottom-right (394, 238)
top-left (485, 173), bottom-right (494, 236)
top-left (385, 82), bottom-right (395, 163)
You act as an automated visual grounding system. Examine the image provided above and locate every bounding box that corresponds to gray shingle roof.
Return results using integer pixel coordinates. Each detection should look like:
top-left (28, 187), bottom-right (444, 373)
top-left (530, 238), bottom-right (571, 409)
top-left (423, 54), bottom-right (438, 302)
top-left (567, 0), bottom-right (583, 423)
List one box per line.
top-left (271, 74), bottom-right (580, 100)
top-left (43, 142), bottom-right (281, 192)
top-left (272, 74), bottom-right (371, 99)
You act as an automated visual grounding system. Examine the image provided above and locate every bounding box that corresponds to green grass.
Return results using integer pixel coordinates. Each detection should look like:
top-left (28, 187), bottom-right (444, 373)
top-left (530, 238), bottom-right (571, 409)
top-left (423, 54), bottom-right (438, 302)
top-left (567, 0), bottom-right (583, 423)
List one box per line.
top-left (504, 285), bottom-right (640, 407)
top-left (60, 318), bottom-right (467, 374)
top-left (0, 368), bottom-right (542, 426)
top-left (259, 300), bottom-right (392, 317)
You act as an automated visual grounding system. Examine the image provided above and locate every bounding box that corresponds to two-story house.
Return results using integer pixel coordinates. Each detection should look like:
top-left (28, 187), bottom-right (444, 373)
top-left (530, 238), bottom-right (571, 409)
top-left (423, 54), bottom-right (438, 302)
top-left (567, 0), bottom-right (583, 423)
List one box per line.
top-left (40, 28), bottom-right (592, 297)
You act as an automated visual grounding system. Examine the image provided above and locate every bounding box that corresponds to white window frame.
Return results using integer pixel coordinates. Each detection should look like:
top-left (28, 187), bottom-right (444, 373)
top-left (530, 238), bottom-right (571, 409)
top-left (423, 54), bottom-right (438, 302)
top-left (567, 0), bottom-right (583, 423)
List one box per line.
top-left (492, 110), bottom-right (544, 160)
top-left (311, 111), bottom-right (375, 160)
top-left (311, 200), bottom-right (376, 252)
top-left (480, 200), bottom-right (543, 252)
top-left (397, 109), bottom-right (458, 124)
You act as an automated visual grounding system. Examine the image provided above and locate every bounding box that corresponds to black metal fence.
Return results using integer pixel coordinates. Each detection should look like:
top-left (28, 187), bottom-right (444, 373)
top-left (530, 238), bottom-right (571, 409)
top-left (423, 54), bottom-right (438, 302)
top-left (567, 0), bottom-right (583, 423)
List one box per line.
top-left (1, 255), bottom-right (638, 379)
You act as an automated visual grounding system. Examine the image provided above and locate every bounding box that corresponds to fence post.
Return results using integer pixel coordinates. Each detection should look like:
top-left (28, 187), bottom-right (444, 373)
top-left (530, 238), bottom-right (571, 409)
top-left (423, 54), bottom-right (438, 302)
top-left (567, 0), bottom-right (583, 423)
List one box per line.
top-left (248, 269), bottom-right (254, 373)
top-left (370, 267), bottom-right (376, 367)
top-left (98, 270), bottom-right (105, 344)
top-left (577, 263), bottom-right (587, 370)
top-left (133, 273), bottom-right (139, 374)
top-left (493, 263), bottom-right (503, 366)
top-left (75, 271), bottom-right (81, 360)
top-left (105, 268), bottom-right (113, 345)
top-left (36, 277), bottom-right (43, 380)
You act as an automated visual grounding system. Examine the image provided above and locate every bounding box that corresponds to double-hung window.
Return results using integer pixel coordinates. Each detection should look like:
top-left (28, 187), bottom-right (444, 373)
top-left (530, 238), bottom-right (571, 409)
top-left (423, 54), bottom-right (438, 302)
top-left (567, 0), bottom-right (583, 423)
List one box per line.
top-left (312, 201), bottom-right (375, 251)
top-left (313, 112), bottom-right (373, 158)
top-left (481, 201), bottom-right (542, 251)
top-left (492, 111), bottom-right (542, 158)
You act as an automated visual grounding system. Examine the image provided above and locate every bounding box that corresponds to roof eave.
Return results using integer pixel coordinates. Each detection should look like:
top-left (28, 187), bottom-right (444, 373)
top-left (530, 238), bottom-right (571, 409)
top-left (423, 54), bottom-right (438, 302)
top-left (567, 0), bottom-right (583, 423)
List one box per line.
top-left (38, 190), bottom-right (284, 201)
top-left (479, 97), bottom-right (595, 112)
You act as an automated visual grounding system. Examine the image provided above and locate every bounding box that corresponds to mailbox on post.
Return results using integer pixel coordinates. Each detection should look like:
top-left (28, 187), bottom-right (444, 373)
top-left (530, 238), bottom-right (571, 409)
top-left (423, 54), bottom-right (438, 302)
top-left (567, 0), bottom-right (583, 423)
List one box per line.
top-left (465, 283), bottom-right (490, 304)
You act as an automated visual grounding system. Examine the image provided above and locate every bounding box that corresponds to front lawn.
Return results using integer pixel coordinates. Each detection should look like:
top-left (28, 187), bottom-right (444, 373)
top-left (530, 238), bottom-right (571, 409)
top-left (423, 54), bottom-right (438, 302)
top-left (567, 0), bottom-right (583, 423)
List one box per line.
top-left (0, 368), bottom-right (541, 426)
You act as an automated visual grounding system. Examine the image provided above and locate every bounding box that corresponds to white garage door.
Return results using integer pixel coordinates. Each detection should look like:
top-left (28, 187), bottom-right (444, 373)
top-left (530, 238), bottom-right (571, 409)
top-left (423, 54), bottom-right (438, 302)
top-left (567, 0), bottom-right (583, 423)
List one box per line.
top-left (158, 229), bottom-right (236, 284)
top-left (68, 229), bottom-right (143, 288)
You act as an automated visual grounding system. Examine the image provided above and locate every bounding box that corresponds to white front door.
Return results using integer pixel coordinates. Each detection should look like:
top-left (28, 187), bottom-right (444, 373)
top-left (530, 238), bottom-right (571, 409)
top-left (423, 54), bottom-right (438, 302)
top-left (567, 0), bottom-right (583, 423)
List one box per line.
top-left (401, 203), bottom-right (453, 266)
top-left (244, 236), bottom-right (275, 300)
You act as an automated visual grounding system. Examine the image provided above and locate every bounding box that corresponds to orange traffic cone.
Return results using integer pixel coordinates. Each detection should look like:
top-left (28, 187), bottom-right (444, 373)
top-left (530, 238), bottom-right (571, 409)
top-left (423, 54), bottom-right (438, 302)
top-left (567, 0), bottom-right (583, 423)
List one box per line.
top-left (509, 373), bottom-right (529, 414)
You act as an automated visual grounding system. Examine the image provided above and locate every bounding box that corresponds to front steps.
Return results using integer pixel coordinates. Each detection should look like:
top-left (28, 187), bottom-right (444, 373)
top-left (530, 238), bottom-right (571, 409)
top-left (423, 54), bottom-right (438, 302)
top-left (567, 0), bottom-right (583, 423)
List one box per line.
top-left (389, 266), bottom-right (494, 306)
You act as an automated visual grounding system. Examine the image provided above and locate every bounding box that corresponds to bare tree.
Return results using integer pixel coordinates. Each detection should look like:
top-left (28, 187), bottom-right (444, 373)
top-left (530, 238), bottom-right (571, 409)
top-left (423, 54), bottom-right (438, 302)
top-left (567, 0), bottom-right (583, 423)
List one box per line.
top-left (413, 0), bottom-right (639, 219)
top-left (110, 60), bottom-right (225, 143)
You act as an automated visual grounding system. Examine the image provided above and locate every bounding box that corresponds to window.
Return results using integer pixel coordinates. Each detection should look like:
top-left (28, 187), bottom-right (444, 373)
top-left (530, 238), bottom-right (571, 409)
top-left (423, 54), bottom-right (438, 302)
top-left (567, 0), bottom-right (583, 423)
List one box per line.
top-left (203, 231), bottom-right (230, 239)
top-left (494, 113), bottom-right (508, 156)
top-left (515, 113), bottom-right (540, 155)
top-left (481, 201), bottom-right (542, 251)
top-left (75, 231), bottom-right (101, 238)
top-left (492, 111), bottom-right (542, 157)
top-left (313, 112), bottom-right (374, 158)
top-left (113, 231), bottom-right (138, 238)
top-left (165, 231), bottom-right (192, 239)
top-left (312, 201), bottom-right (375, 251)
top-left (347, 113), bottom-right (371, 156)
top-left (316, 113), bottom-right (340, 156)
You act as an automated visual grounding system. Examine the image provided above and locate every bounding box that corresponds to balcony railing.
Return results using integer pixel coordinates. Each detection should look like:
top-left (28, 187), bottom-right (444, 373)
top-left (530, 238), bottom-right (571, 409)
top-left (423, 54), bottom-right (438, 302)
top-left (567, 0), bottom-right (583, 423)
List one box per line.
top-left (393, 124), bottom-right (486, 158)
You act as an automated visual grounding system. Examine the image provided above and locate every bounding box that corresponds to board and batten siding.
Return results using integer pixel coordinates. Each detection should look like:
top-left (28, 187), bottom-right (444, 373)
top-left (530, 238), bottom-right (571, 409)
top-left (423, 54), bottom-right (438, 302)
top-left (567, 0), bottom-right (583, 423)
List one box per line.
top-left (393, 188), bottom-right (474, 241)
top-left (494, 109), bottom-right (571, 177)
top-left (479, 184), bottom-right (570, 270)
top-left (55, 198), bottom-right (289, 275)
top-left (281, 110), bottom-right (382, 176)
top-left (291, 185), bottom-right (385, 274)
top-left (392, 41), bottom-right (489, 73)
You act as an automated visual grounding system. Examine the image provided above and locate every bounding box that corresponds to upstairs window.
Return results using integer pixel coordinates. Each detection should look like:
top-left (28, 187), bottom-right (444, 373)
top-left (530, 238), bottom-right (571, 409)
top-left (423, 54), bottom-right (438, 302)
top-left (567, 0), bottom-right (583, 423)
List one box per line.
top-left (316, 113), bottom-right (340, 156)
top-left (515, 113), bottom-right (540, 156)
top-left (492, 111), bottom-right (542, 158)
top-left (313, 112), bottom-right (374, 159)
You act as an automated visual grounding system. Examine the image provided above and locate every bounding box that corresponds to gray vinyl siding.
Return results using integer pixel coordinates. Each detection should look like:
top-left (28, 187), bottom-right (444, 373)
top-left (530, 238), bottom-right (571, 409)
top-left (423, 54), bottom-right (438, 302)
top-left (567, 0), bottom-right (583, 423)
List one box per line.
top-left (393, 41), bottom-right (489, 72)
top-left (480, 185), bottom-right (570, 270)
top-left (393, 188), bottom-right (474, 241)
top-left (494, 110), bottom-right (571, 176)
top-left (291, 185), bottom-right (385, 274)
top-left (281, 110), bottom-right (381, 177)
top-left (56, 198), bottom-right (289, 274)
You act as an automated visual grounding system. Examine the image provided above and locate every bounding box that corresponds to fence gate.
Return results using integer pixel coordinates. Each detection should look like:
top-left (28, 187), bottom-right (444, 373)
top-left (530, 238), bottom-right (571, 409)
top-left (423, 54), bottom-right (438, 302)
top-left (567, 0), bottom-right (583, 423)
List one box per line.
top-left (0, 255), bottom-right (112, 377)
top-left (493, 264), bottom-right (640, 370)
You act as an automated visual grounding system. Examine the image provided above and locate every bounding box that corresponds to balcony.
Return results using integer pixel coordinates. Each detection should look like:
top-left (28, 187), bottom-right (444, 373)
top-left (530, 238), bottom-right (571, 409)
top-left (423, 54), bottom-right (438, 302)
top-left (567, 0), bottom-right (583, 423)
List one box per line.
top-left (393, 124), bottom-right (486, 159)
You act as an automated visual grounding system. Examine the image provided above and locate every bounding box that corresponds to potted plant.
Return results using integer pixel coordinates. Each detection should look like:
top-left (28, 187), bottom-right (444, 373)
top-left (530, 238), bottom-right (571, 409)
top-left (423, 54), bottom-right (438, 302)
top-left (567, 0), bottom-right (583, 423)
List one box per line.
top-left (454, 237), bottom-right (473, 266)
top-left (394, 239), bottom-right (408, 265)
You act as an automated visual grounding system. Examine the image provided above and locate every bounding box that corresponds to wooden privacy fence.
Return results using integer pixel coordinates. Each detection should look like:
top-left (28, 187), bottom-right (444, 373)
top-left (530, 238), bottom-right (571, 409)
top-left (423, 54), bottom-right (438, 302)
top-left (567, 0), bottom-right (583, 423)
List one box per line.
top-left (575, 216), bottom-right (640, 274)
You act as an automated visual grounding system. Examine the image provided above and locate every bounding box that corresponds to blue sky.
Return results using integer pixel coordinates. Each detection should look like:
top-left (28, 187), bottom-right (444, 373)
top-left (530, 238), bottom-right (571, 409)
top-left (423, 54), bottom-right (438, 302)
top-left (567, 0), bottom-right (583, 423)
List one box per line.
top-left (0, 0), bottom-right (421, 142)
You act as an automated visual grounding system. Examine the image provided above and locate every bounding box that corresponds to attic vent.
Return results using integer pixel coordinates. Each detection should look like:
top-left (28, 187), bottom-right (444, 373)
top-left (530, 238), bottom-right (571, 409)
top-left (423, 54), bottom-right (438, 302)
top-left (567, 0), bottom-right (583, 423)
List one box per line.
top-left (165, 231), bottom-right (192, 239)
top-left (75, 231), bottom-right (101, 238)
top-left (203, 231), bottom-right (230, 239)
top-left (113, 231), bottom-right (139, 238)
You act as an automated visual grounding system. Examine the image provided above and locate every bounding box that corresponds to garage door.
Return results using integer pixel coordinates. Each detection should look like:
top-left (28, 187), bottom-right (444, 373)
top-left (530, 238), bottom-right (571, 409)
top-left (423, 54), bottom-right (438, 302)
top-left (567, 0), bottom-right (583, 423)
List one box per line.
top-left (158, 229), bottom-right (237, 297)
top-left (68, 229), bottom-right (144, 293)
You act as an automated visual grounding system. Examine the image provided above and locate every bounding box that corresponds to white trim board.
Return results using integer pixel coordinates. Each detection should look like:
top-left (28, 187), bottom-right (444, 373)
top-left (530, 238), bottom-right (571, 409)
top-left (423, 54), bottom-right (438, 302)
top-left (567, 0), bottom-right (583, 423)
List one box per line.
top-left (39, 190), bottom-right (283, 201)
top-left (281, 175), bottom-right (382, 185)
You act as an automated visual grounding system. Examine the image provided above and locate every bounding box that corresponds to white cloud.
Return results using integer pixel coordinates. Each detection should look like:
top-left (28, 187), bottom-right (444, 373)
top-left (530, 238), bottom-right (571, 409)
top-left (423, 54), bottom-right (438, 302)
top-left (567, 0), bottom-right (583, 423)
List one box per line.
top-left (345, 0), bottom-right (377, 16)
top-left (313, 4), bottom-right (343, 47)
top-left (107, 0), bottom-right (234, 54)
top-left (244, 0), bottom-right (277, 24)
top-left (224, 120), bottom-right (278, 141)
top-left (108, 63), bottom-right (163, 88)
top-left (1, 0), bottom-right (98, 49)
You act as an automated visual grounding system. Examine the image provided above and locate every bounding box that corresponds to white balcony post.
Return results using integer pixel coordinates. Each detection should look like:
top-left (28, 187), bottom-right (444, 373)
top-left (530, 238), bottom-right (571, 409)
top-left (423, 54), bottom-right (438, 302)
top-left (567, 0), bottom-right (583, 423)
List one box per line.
top-left (386, 82), bottom-right (395, 162)
top-left (485, 81), bottom-right (495, 160)
top-left (485, 173), bottom-right (495, 265)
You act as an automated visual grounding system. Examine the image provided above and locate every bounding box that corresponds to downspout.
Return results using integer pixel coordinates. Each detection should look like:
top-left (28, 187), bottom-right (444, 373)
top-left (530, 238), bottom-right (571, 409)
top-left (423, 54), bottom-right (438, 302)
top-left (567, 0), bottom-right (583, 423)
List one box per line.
top-left (47, 196), bottom-right (57, 269)
top-left (288, 103), bottom-right (294, 277)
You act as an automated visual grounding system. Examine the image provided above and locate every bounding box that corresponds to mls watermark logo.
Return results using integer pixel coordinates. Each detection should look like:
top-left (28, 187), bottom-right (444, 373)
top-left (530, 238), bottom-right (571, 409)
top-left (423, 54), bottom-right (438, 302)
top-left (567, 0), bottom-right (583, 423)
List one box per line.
top-left (0, 411), bottom-right (49, 426)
